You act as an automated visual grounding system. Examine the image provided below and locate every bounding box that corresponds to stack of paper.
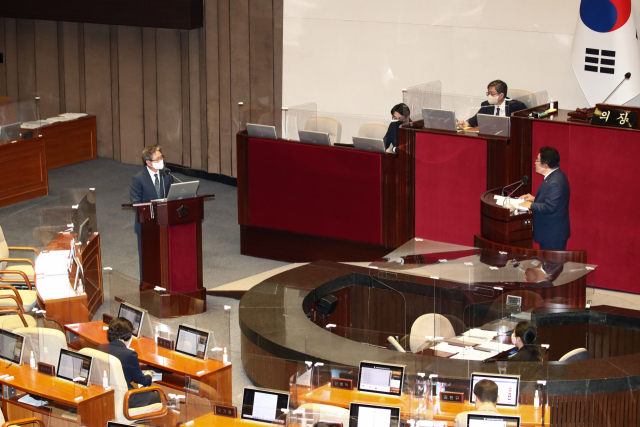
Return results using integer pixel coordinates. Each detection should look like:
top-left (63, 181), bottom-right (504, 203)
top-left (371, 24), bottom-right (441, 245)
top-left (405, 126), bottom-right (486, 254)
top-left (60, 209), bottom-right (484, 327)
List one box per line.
top-left (21, 120), bottom-right (53, 128)
top-left (18, 394), bottom-right (49, 407)
top-left (475, 341), bottom-right (515, 353)
top-left (59, 113), bottom-right (88, 119)
top-left (433, 342), bottom-right (462, 355)
top-left (450, 348), bottom-right (496, 361)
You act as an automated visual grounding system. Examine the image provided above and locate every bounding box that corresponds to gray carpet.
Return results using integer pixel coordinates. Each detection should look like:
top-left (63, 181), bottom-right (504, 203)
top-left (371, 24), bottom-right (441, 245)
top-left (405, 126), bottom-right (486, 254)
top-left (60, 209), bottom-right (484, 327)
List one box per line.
top-left (0, 157), bottom-right (289, 408)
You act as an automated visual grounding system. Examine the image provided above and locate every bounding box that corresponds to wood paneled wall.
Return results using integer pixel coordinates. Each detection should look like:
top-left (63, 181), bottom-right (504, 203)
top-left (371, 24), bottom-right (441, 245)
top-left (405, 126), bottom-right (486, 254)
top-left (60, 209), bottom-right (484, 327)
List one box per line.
top-left (0, 0), bottom-right (282, 177)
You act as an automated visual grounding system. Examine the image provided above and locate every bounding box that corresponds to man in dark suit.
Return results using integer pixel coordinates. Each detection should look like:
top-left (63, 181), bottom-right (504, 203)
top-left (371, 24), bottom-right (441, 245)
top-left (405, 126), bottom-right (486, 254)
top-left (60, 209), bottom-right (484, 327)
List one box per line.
top-left (521, 147), bottom-right (571, 250)
top-left (106, 317), bottom-right (161, 408)
top-left (458, 80), bottom-right (527, 128)
top-left (383, 103), bottom-right (411, 152)
top-left (130, 145), bottom-right (173, 284)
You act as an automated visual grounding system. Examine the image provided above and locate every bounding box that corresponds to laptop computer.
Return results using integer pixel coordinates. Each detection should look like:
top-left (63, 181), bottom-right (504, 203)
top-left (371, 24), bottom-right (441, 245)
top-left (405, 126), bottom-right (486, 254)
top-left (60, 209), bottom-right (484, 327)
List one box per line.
top-left (422, 108), bottom-right (458, 132)
top-left (247, 123), bottom-right (278, 139)
top-left (0, 122), bottom-right (21, 141)
top-left (166, 181), bottom-right (199, 201)
top-left (298, 129), bottom-right (331, 145)
top-left (478, 114), bottom-right (510, 137)
top-left (352, 136), bottom-right (385, 152)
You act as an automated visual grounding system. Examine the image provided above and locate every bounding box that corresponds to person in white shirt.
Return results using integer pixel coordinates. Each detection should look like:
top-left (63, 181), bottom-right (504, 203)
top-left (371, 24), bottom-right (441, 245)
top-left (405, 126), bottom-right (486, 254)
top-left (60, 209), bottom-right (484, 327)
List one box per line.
top-left (458, 80), bottom-right (527, 129)
top-left (454, 379), bottom-right (501, 427)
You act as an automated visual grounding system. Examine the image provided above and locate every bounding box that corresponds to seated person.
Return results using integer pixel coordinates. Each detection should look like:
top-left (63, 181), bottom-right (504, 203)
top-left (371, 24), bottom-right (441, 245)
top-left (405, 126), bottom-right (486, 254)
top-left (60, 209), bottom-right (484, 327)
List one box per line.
top-left (509, 320), bottom-right (544, 362)
top-left (454, 379), bottom-right (500, 427)
top-left (107, 317), bottom-right (161, 408)
top-left (458, 80), bottom-right (527, 128)
top-left (384, 103), bottom-right (411, 152)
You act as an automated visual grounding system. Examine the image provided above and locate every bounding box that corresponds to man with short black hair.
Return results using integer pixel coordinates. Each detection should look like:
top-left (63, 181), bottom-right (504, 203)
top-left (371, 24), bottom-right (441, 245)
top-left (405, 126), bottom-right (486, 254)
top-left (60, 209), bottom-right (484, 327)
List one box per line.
top-left (458, 80), bottom-right (527, 128)
top-left (454, 379), bottom-right (500, 427)
top-left (521, 146), bottom-right (571, 250)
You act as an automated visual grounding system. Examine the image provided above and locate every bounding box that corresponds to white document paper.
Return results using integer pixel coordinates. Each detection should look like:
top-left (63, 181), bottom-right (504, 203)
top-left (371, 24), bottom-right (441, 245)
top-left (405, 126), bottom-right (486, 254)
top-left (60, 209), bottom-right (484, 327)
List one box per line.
top-left (357, 406), bottom-right (392, 427)
top-left (251, 391), bottom-right (278, 421)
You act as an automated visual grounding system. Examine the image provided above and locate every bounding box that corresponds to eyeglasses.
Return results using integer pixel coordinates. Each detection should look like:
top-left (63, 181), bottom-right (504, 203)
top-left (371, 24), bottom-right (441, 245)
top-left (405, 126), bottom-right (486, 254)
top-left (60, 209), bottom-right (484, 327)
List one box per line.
top-left (151, 155), bottom-right (164, 162)
top-left (486, 92), bottom-right (500, 97)
top-left (534, 158), bottom-right (541, 163)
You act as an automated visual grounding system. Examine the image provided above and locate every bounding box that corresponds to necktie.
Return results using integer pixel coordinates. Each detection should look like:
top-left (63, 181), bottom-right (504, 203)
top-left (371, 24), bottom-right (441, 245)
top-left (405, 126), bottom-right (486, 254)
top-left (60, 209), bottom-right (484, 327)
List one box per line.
top-left (496, 107), bottom-right (500, 116)
top-left (154, 173), bottom-right (161, 198)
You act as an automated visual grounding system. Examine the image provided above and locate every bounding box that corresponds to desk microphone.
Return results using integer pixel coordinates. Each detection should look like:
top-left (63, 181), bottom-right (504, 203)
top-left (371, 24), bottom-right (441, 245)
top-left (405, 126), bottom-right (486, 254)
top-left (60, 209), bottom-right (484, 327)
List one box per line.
top-left (162, 168), bottom-right (184, 183)
top-left (502, 175), bottom-right (529, 197)
top-left (602, 72), bottom-right (631, 104)
top-left (509, 175), bottom-right (529, 198)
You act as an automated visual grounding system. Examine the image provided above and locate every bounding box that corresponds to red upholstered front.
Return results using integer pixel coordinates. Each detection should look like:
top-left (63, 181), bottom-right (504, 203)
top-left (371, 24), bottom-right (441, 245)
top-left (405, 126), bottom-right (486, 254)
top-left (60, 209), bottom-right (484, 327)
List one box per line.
top-left (168, 222), bottom-right (198, 293)
top-left (248, 138), bottom-right (383, 244)
top-left (532, 121), bottom-right (640, 292)
top-left (414, 133), bottom-right (487, 246)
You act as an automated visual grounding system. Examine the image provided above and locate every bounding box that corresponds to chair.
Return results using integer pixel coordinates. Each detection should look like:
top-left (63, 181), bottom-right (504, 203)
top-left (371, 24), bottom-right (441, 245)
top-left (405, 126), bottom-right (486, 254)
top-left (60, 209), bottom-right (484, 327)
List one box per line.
top-left (79, 348), bottom-right (168, 422)
top-left (2, 418), bottom-right (41, 427)
top-left (0, 226), bottom-right (39, 288)
top-left (0, 283), bottom-right (37, 312)
top-left (13, 327), bottom-right (67, 365)
top-left (559, 348), bottom-right (589, 361)
top-left (387, 336), bottom-right (406, 353)
top-left (0, 308), bottom-right (36, 331)
top-left (295, 403), bottom-right (349, 427)
top-left (357, 123), bottom-right (387, 140)
top-left (304, 117), bottom-right (342, 144)
top-left (409, 313), bottom-right (456, 353)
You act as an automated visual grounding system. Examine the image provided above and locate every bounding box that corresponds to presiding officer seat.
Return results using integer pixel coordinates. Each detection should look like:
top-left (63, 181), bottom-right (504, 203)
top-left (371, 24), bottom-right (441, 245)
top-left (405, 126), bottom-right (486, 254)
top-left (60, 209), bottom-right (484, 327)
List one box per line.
top-left (304, 117), bottom-right (342, 145)
top-left (357, 123), bottom-right (387, 140)
top-left (79, 348), bottom-right (169, 422)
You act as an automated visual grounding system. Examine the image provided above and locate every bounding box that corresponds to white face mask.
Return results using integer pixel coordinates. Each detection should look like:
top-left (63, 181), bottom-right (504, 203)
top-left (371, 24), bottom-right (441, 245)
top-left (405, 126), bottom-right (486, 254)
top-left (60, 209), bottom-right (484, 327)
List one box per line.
top-left (487, 94), bottom-right (500, 105)
top-left (151, 159), bottom-right (164, 170)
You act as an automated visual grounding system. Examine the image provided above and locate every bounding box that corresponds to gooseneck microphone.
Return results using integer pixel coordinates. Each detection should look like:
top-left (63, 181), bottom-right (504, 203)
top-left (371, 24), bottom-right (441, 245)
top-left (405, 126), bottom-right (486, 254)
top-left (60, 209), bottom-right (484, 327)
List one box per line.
top-left (502, 175), bottom-right (529, 197)
top-left (163, 168), bottom-right (184, 183)
top-left (509, 175), bottom-right (529, 198)
top-left (602, 72), bottom-right (632, 104)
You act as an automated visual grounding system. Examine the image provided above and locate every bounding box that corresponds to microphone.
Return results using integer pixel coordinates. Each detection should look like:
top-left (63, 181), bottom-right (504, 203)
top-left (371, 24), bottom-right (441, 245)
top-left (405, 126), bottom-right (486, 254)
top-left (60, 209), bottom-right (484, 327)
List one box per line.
top-left (163, 168), bottom-right (184, 183)
top-left (509, 175), bottom-right (529, 198)
top-left (602, 72), bottom-right (632, 104)
top-left (502, 175), bottom-right (529, 197)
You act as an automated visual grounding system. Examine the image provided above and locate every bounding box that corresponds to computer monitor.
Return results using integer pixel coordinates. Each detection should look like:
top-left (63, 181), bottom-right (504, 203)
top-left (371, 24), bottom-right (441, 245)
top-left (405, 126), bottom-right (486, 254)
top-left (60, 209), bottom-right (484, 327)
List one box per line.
top-left (357, 361), bottom-right (405, 397)
top-left (467, 413), bottom-right (521, 427)
top-left (117, 303), bottom-right (146, 339)
top-left (477, 114), bottom-right (511, 137)
top-left (422, 108), bottom-right (458, 132)
top-left (298, 129), bottom-right (331, 145)
top-left (470, 373), bottom-right (520, 408)
top-left (175, 325), bottom-right (210, 360)
top-left (166, 181), bottom-right (199, 201)
top-left (0, 122), bottom-right (21, 141)
top-left (0, 329), bottom-right (25, 366)
top-left (241, 387), bottom-right (290, 425)
top-left (57, 349), bottom-right (93, 387)
top-left (247, 123), bottom-right (278, 139)
top-left (352, 136), bottom-right (385, 152)
top-left (348, 403), bottom-right (401, 427)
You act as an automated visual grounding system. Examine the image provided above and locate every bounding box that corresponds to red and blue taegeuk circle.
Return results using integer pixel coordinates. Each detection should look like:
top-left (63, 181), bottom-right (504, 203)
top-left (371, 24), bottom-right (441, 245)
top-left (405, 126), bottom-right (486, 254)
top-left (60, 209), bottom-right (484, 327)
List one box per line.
top-left (580, 0), bottom-right (631, 32)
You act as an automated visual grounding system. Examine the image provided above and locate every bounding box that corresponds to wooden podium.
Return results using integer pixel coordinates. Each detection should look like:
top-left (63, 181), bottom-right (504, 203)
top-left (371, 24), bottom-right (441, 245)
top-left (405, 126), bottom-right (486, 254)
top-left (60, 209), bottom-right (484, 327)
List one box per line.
top-left (131, 194), bottom-right (212, 318)
top-left (480, 187), bottom-right (533, 248)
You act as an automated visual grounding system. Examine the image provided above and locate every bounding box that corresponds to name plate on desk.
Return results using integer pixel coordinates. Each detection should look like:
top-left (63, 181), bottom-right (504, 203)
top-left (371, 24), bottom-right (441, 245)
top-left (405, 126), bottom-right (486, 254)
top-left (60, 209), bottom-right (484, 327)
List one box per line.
top-left (331, 377), bottom-right (353, 390)
top-left (214, 404), bottom-right (237, 418)
top-left (157, 337), bottom-right (174, 351)
top-left (103, 314), bottom-right (114, 324)
top-left (37, 362), bottom-right (56, 377)
top-left (440, 391), bottom-right (464, 403)
top-left (590, 108), bottom-right (637, 128)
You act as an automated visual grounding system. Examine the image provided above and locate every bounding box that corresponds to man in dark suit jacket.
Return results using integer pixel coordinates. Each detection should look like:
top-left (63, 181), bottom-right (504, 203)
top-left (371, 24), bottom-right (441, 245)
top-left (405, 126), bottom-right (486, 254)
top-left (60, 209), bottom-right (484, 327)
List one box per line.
top-left (521, 147), bottom-right (571, 250)
top-left (458, 80), bottom-right (527, 128)
top-left (384, 103), bottom-right (411, 152)
top-left (130, 145), bottom-right (173, 284)
top-left (107, 317), bottom-right (161, 408)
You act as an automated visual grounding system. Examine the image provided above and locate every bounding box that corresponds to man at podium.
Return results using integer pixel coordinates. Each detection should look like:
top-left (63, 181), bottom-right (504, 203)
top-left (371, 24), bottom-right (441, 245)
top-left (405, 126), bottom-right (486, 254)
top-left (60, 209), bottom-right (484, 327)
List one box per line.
top-left (130, 145), bottom-right (174, 285)
top-left (521, 147), bottom-right (570, 250)
top-left (457, 80), bottom-right (526, 128)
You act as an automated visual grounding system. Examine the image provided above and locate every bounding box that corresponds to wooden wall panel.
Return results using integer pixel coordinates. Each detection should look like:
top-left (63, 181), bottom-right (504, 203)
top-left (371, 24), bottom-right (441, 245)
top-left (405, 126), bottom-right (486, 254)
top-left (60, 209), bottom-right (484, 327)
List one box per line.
top-left (1, 0), bottom-right (282, 178)
top-left (117, 26), bottom-right (144, 165)
top-left (83, 23), bottom-right (113, 158)
top-left (155, 28), bottom-right (183, 165)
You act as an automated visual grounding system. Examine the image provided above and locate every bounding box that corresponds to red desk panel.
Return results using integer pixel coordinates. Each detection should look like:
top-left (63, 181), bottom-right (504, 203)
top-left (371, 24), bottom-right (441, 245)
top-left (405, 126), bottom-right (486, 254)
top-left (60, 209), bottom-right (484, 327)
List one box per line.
top-left (248, 138), bottom-right (383, 245)
top-left (531, 120), bottom-right (640, 292)
top-left (415, 133), bottom-right (487, 246)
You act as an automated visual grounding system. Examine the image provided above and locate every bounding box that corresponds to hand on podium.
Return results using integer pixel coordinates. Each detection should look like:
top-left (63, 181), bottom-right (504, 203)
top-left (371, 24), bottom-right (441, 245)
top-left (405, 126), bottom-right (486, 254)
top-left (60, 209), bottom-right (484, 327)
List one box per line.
top-left (520, 193), bottom-right (535, 202)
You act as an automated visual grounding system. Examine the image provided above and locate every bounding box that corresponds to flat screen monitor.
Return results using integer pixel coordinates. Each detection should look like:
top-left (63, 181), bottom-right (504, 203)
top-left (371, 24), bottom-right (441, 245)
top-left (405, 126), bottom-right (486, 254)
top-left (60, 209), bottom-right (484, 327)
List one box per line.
top-left (0, 122), bottom-right (21, 141)
top-left (470, 373), bottom-right (520, 408)
top-left (352, 136), bottom-right (385, 152)
top-left (298, 129), bottom-right (331, 145)
top-left (175, 324), bottom-right (210, 360)
top-left (422, 108), bottom-right (458, 132)
top-left (118, 303), bottom-right (146, 339)
top-left (348, 403), bottom-right (401, 427)
top-left (241, 387), bottom-right (290, 425)
top-left (467, 413), bottom-right (521, 427)
top-left (477, 114), bottom-right (510, 137)
top-left (0, 329), bottom-right (25, 366)
top-left (57, 349), bottom-right (93, 387)
top-left (357, 361), bottom-right (405, 397)
top-left (166, 181), bottom-right (199, 201)
top-left (247, 123), bottom-right (278, 139)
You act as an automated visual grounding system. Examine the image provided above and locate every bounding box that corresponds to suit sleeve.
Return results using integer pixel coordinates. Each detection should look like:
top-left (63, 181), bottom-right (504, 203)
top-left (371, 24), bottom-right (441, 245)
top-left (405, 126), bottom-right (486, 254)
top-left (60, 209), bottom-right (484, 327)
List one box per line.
top-left (467, 103), bottom-right (492, 127)
top-left (123, 350), bottom-right (153, 387)
top-left (130, 175), bottom-right (143, 204)
top-left (530, 181), bottom-right (564, 215)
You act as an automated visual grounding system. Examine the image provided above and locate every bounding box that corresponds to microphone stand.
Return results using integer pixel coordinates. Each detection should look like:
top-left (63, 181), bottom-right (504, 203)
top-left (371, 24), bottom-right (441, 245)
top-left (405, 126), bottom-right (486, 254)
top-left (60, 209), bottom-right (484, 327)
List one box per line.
top-left (602, 72), bottom-right (631, 104)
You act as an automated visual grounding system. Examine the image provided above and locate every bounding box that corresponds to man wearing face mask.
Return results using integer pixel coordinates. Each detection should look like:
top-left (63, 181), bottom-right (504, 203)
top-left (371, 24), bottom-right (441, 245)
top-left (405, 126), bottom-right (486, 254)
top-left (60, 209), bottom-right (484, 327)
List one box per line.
top-left (458, 80), bottom-right (526, 129)
top-left (130, 145), bottom-right (173, 286)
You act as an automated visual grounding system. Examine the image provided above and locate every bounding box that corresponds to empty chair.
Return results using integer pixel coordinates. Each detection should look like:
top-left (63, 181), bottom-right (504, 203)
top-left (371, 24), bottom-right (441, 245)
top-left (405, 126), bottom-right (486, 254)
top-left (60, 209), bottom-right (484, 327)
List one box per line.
top-left (410, 313), bottom-right (456, 353)
top-left (295, 403), bottom-right (349, 427)
top-left (0, 225), bottom-right (39, 289)
top-left (559, 348), bottom-right (588, 361)
top-left (0, 284), bottom-right (38, 312)
top-left (13, 327), bottom-right (67, 365)
top-left (357, 123), bottom-right (387, 140)
top-left (79, 348), bottom-right (168, 422)
top-left (304, 117), bottom-right (342, 144)
top-left (0, 308), bottom-right (36, 331)
top-left (387, 336), bottom-right (406, 353)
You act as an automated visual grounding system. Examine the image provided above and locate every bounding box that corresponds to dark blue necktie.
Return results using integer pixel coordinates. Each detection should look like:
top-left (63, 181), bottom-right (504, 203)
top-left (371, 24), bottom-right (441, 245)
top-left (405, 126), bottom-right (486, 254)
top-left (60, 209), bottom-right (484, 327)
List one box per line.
top-left (154, 174), bottom-right (161, 198)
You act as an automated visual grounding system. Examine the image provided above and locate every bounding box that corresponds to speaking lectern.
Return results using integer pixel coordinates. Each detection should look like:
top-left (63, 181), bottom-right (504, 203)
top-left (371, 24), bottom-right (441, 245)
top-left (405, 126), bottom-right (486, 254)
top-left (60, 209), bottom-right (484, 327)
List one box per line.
top-left (480, 188), bottom-right (533, 248)
top-left (125, 194), bottom-right (213, 318)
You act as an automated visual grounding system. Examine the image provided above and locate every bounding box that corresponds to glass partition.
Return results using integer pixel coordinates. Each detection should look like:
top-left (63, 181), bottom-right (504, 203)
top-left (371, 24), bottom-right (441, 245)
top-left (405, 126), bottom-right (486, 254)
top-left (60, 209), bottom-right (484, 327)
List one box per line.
top-left (512, 90), bottom-right (549, 109)
top-left (403, 80), bottom-right (442, 122)
top-left (2, 99), bottom-right (43, 141)
top-left (283, 102), bottom-right (317, 140)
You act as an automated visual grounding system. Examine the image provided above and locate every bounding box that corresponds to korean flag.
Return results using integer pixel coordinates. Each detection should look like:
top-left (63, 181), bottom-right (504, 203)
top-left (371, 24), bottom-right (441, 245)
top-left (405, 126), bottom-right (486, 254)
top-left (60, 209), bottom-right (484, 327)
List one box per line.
top-left (571, 0), bottom-right (640, 106)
